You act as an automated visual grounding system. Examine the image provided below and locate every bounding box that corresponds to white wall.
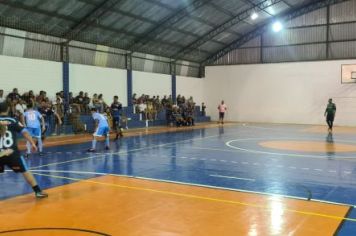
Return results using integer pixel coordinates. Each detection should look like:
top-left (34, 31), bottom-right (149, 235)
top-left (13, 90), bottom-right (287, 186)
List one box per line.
top-left (205, 59), bottom-right (356, 126)
top-left (0, 55), bottom-right (62, 99)
top-left (177, 76), bottom-right (205, 106)
top-left (133, 71), bottom-right (171, 97)
top-left (70, 64), bottom-right (127, 106)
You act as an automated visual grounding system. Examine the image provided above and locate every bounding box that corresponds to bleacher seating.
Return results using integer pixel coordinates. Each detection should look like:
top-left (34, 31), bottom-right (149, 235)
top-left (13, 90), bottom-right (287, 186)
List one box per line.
top-left (78, 106), bottom-right (211, 133)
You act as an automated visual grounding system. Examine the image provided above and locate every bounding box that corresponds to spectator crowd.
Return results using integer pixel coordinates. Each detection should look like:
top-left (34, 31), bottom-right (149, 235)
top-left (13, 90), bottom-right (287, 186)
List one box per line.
top-left (132, 93), bottom-right (199, 127)
top-left (0, 88), bottom-right (206, 135)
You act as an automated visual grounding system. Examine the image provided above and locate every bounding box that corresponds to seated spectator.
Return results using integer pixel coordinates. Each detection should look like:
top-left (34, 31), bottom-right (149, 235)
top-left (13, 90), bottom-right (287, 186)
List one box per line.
top-left (185, 105), bottom-right (195, 126)
top-left (172, 107), bottom-right (184, 127)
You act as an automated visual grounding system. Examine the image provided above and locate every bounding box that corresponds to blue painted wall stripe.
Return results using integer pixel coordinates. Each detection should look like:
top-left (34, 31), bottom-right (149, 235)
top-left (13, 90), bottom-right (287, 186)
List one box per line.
top-left (63, 62), bottom-right (69, 112)
top-left (127, 69), bottom-right (133, 108)
top-left (172, 74), bottom-right (176, 104)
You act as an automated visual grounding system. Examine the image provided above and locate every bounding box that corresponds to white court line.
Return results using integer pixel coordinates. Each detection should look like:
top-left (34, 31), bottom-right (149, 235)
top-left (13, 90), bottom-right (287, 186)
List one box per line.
top-left (29, 169), bottom-right (356, 208)
top-left (29, 133), bottom-right (224, 170)
top-left (225, 138), bottom-right (356, 160)
top-left (209, 174), bottom-right (255, 182)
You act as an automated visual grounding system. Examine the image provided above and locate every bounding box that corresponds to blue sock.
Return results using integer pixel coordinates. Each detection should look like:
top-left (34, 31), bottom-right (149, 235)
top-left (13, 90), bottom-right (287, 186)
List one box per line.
top-left (37, 138), bottom-right (43, 152)
top-left (105, 136), bottom-right (110, 147)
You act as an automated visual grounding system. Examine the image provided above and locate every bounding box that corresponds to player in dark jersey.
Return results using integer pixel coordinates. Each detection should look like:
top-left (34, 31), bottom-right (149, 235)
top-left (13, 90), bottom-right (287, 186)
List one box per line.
top-left (324, 98), bottom-right (336, 132)
top-left (0, 102), bottom-right (48, 198)
top-left (110, 96), bottom-right (123, 140)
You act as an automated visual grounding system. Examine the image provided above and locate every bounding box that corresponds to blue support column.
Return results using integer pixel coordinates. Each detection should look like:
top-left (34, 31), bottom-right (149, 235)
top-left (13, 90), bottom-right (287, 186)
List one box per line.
top-left (63, 62), bottom-right (69, 112)
top-left (127, 69), bottom-right (133, 110)
top-left (172, 74), bottom-right (176, 104)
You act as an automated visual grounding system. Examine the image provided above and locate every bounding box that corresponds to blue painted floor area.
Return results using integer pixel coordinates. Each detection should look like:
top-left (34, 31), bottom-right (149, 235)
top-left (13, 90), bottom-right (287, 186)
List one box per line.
top-left (2, 123), bottom-right (356, 234)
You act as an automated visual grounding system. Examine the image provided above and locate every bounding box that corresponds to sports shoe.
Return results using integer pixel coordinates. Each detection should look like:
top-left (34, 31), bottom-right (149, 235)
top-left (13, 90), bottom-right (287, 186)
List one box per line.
top-left (87, 148), bottom-right (96, 152)
top-left (35, 191), bottom-right (48, 198)
top-left (105, 146), bottom-right (110, 150)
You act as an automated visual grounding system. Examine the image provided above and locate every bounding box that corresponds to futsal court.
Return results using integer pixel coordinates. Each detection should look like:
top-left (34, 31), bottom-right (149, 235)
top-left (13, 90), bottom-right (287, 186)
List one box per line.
top-left (1, 122), bottom-right (356, 235)
top-left (3, 0), bottom-right (356, 235)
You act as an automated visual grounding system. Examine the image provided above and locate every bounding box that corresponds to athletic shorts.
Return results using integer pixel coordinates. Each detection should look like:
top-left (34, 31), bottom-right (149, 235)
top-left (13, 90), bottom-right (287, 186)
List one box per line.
top-left (0, 153), bottom-right (29, 173)
top-left (219, 112), bottom-right (225, 119)
top-left (112, 117), bottom-right (120, 130)
top-left (93, 126), bottom-right (109, 137)
top-left (326, 114), bottom-right (335, 122)
top-left (26, 127), bottom-right (41, 138)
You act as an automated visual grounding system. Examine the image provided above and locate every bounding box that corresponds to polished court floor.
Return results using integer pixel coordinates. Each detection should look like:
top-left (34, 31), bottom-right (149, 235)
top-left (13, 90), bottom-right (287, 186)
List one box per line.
top-left (1, 123), bottom-right (356, 235)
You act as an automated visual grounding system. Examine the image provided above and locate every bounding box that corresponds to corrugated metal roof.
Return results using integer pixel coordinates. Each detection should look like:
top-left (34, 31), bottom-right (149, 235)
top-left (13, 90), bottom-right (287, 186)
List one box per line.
top-left (0, 0), bottom-right (317, 63)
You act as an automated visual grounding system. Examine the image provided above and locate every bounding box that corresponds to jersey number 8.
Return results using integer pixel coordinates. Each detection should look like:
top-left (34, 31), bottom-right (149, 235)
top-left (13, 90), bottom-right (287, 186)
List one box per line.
top-left (0, 131), bottom-right (14, 149)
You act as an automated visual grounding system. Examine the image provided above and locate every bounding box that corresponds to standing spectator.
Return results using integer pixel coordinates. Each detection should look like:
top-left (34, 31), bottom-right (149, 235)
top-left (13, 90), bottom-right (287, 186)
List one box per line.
top-left (7, 88), bottom-right (20, 102)
top-left (324, 98), bottom-right (336, 132)
top-left (218, 100), bottom-right (227, 124)
top-left (161, 95), bottom-right (168, 107)
top-left (92, 94), bottom-right (100, 111)
top-left (54, 97), bottom-right (64, 135)
top-left (138, 100), bottom-right (147, 120)
top-left (36, 91), bottom-right (46, 105)
top-left (83, 92), bottom-right (91, 113)
top-left (176, 95), bottom-right (182, 106)
top-left (111, 96), bottom-right (123, 140)
top-left (23, 90), bottom-right (36, 108)
top-left (201, 102), bottom-right (206, 116)
top-left (75, 91), bottom-right (85, 112)
top-left (132, 93), bottom-right (137, 105)
top-left (98, 94), bottom-right (106, 113)
top-left (0, 90), bottom-right (4, 103)
top-left (15, 99), bottom-right (27, 121)
top-left (69, 92), bottom-right (81, 113)
top-left (168, 95), bottom-right (173, 105)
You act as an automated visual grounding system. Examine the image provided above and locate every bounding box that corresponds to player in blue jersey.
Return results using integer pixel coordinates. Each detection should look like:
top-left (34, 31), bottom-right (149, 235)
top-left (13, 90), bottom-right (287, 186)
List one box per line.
top-left (88, 108), bottom-right (110, 152)
top-left (23, 103), bottom-right (45, 157)
top-left (111, 96), bottom-right (123, 140)
top-left (0, 102), bottom-right (48, 198)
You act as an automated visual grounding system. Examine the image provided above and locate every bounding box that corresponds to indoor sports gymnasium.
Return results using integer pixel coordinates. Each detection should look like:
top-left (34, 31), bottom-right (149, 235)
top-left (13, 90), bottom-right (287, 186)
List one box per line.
top-left (2, 0), bottom-right (356, 235)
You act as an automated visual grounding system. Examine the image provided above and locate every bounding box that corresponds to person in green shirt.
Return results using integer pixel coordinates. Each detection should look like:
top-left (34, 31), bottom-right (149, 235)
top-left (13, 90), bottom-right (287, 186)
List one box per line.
top-left (324, 98), bottom-right (336, 132)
